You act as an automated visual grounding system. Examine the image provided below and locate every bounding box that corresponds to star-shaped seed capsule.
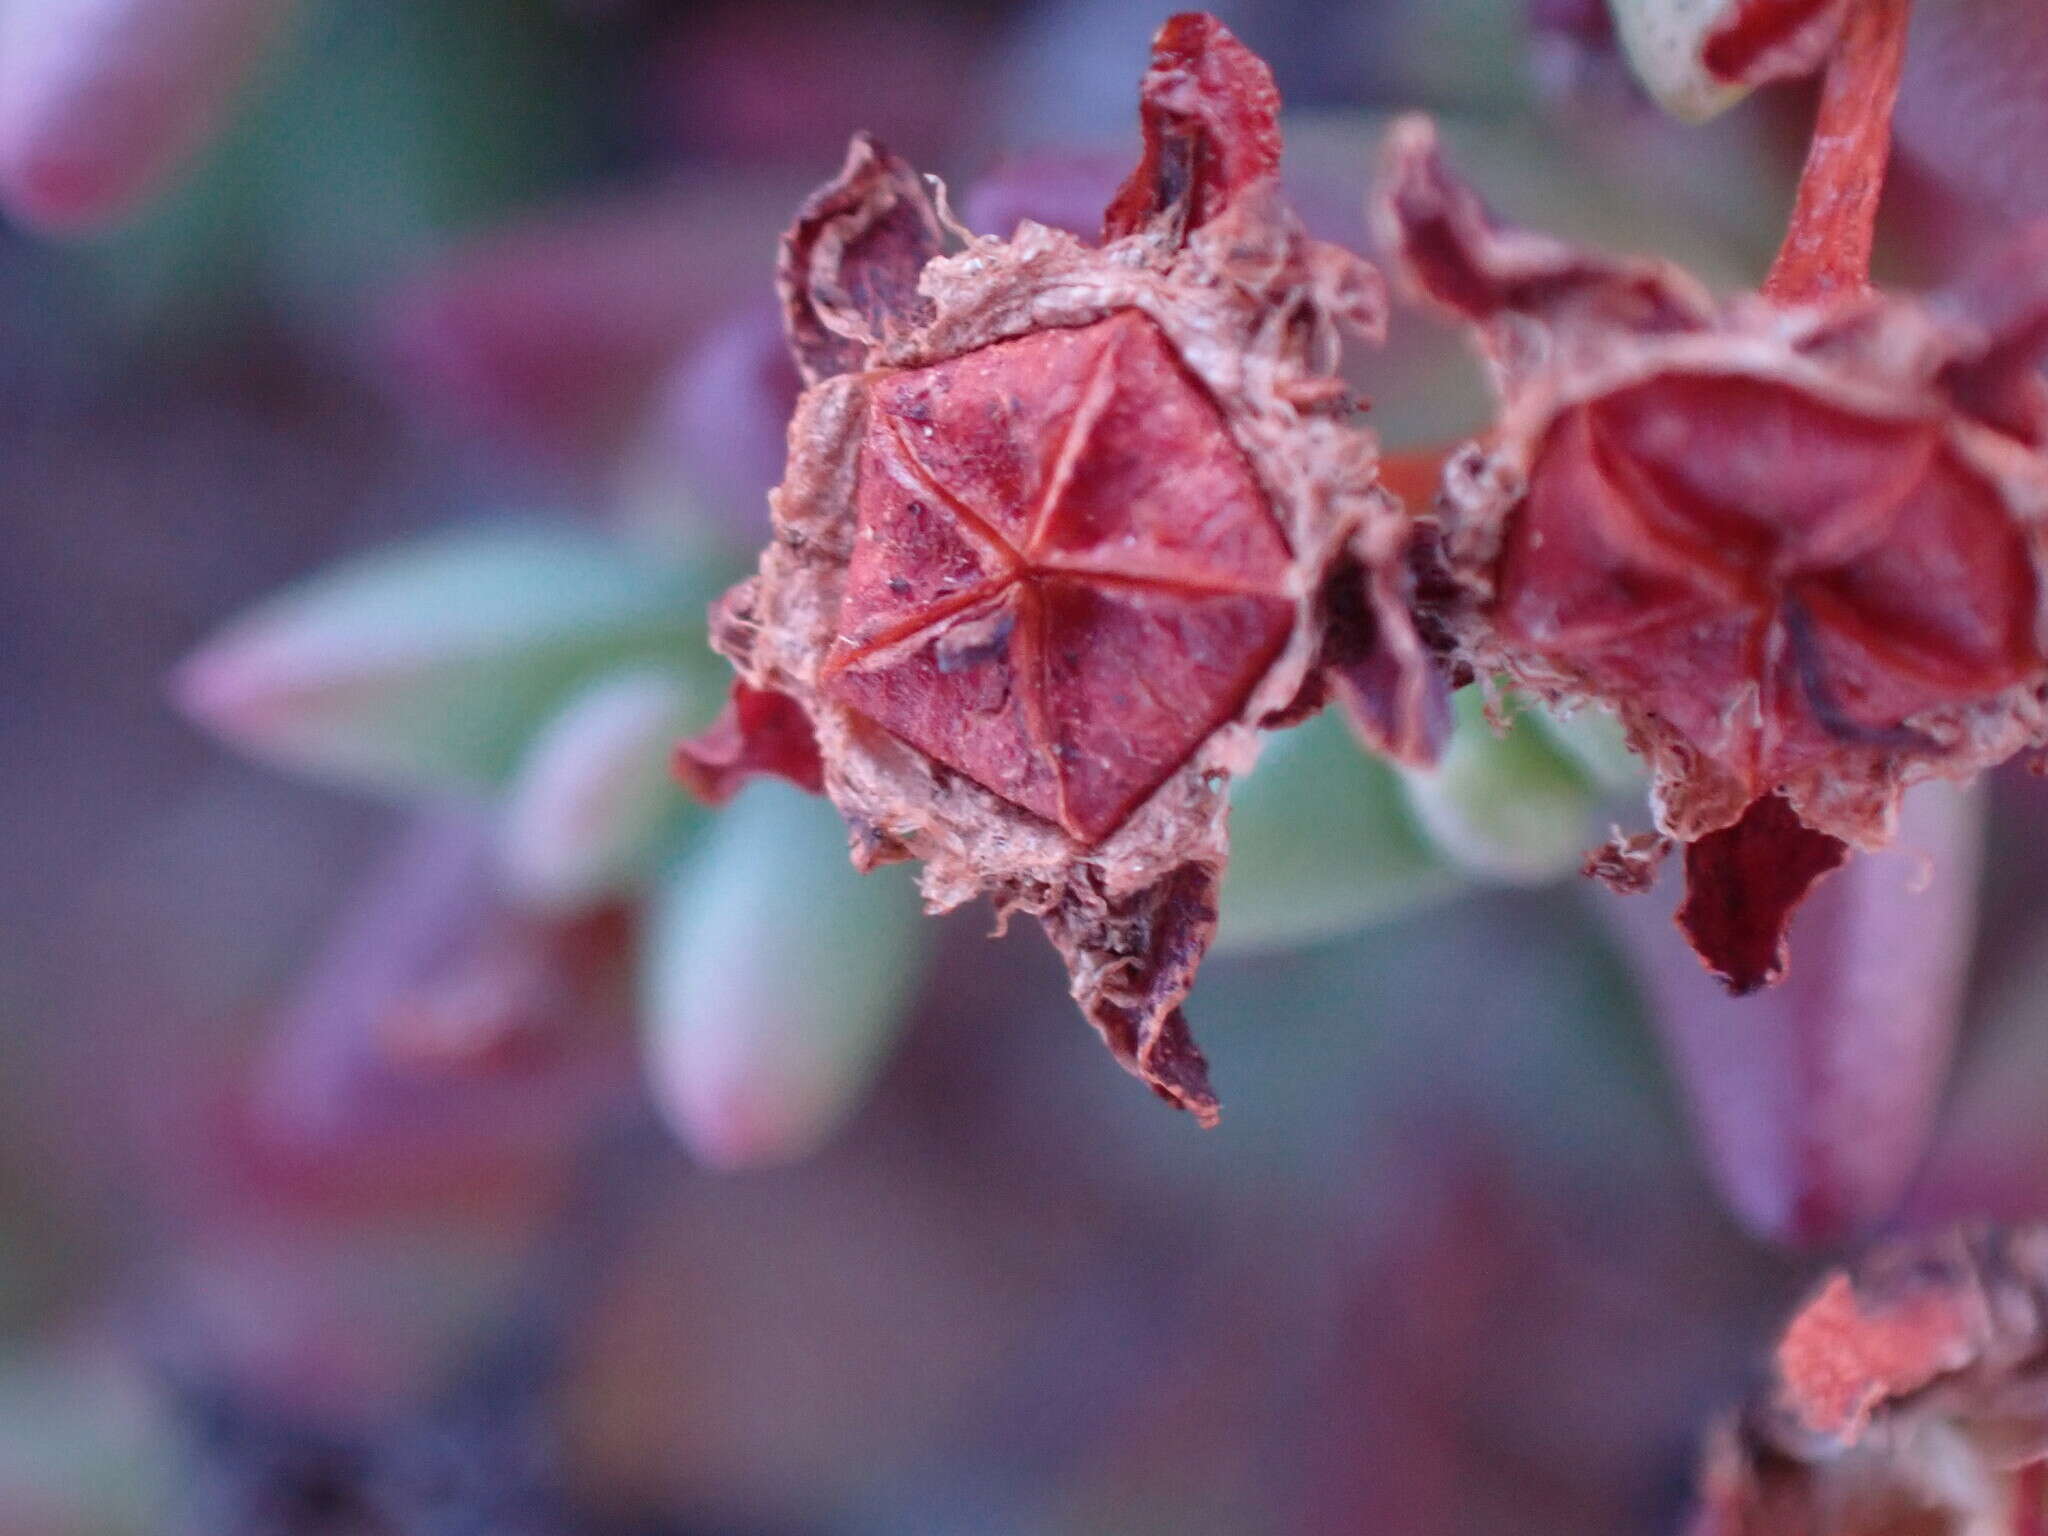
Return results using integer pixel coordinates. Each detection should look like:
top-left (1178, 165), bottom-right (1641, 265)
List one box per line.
top-left (679, 14), bottom-right (1438, 1123)
top-left (823, 313), bottom-right (1295, 844)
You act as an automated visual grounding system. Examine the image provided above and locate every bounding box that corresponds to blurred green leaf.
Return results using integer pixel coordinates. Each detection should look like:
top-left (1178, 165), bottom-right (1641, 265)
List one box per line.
top-left (176, 522), bottom-right (726, 796)
top-left (84, 0), bottom-right (598, 329)
top-left (497, 666), bottom-right (710, 911)
top-left (1218, 710), bottom-right (1464, 955)
top-left (1398, 689), bottom-right (1600, 883)
top-left (0, 1344), bottom-right (169, 1536)
top-left (1393, 0), bottom-right (1537, 119)
top-left (1526, 698), bottom-right (1645, 795)
top-left (641, 782), bottom-right (930, 1169)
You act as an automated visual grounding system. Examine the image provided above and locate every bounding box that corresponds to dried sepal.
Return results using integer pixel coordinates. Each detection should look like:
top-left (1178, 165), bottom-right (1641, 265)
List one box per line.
top-left (1675, 792), bottom-right (1849, 993)
top-left (1100, 11), bottom-right (1282, 244)
top-left (1381, 113), bottom-right (2048, 990)
top-left (777, 133), bottom-right (944, 387)
top-left (672, 682), bottom-right (824, 804)
top-left (683, 13), bottom-right (1426, 1121)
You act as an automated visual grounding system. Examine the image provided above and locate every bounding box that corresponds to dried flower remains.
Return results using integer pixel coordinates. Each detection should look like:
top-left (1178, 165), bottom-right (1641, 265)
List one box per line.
top-left (1381, 0), bottom-right (2048, 992)
top-left (678, 12), bottom-right (1437, 1124)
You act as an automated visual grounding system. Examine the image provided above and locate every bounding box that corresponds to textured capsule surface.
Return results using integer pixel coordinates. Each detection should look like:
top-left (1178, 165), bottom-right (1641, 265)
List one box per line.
top-left (822, 311), bottom-right (1294, 843)
top-left (1499, 373), bottom-right (2042, 801)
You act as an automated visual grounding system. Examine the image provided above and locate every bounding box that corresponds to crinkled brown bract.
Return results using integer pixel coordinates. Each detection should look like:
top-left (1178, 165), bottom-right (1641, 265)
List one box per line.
top-left (680, 14), bottom-right (1432, 1124)
top-left (1380, 114), bottom-right (2048, 992)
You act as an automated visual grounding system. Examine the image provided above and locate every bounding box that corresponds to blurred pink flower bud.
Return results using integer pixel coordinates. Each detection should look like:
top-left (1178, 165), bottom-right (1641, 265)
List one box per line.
top-left (650, 299), bottom-right (799, 545)
top-left (637, 0), bottom-right (978, 167)
top-left (958, 148), bottom-right (1125, 239)
top-left (1608, 0), bottom-right (1847, 122)
top-left (247, 810), bottom-right (633, 1185)
top-left (640, 781), bottom-right (928, 1170)
top-left (1609, 781), bottom-right (1983, 1248)
top-left (0, 0), bottom-right (288, 233)
top-left (382, 175), bottom-right (804, 463)
top-left (497, 667), bottom-right (706, 911)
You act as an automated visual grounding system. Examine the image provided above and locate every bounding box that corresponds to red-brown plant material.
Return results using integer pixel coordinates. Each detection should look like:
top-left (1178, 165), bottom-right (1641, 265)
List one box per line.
top-left (1690, 1224), bottom-right (2048, 1534)
top-left (676, 14), bottom-right (1435, 1123)
top-left (1380, 0), bottom-right (2048, 992)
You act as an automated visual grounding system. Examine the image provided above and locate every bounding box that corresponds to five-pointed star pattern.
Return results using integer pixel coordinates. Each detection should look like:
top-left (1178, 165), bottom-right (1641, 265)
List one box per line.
top-left (820, 310), bottom-right (1295, 844)
top-left (1496, 372), bottom-right (2041, 794)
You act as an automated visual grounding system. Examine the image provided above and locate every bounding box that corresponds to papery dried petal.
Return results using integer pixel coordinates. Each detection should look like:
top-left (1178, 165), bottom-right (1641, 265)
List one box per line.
top-left (673, 682), bottom-right (825, 804)
top-left (1775, 1269), bottom-right (1982, 1444)
top-left (1100, 11), bottom-right (1281, 242)
top-left (1675, 793), bottom-right (1849, 993)
top-left (1611, 782), bottom-right (1981, 1247)
top-left (776, 134), bottom-right (943, 387)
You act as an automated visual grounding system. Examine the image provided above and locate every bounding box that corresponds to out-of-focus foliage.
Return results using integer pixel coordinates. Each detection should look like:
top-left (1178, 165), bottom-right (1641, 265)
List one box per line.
top-left (641, 782), bottom-right (929, 1169)
top-left (174, 525), bottom-right (730, 795)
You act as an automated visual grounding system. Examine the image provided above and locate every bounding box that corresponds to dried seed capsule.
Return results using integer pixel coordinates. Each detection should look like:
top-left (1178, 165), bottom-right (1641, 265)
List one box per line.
top-left (679, 13), bottom-right (1435, 1123)
top-left (1380, 106), bottom-right (2048, 992)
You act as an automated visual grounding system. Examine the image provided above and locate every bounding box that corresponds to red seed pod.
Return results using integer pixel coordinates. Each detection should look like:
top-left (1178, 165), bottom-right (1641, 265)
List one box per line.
top-left (678, 13), bottom-right (1434, 1124)
top-left (1379, 72), bottom-right (2048, 991)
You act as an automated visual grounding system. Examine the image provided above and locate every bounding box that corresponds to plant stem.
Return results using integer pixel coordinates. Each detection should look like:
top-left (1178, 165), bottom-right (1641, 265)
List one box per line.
top-left (1762, 0), bottom-right (1912, 306)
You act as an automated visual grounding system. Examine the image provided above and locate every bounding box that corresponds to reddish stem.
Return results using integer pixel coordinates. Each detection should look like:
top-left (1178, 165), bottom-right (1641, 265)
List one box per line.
top-left (1762, 0), bottom-right (1911, 306)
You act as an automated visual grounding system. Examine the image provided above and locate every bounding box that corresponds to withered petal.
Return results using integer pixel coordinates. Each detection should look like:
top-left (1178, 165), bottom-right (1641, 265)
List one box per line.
top-left (673, 682), bottom-right (826, 804)
top-left (1687, 1225), bottom-right (2048, 1535)
top-left (1100, 12), bottom-right (1282, 244)
top-left (1935, 222), bottom-right (2048, 442)
top-left (1676, 794), bottom-right (1850, 994)
top-left (1378, 115), bottom-right (1713, 333)
top-left (1583, 828), bottom-right (1670, 894)
top-left (1774, 1268), bottom-right (1984, 1445)
top-left (1316, 557), bottom-right (1452, 769)
top-left (1039, 862), bottom-right (1222, 1126)
top-left (777, 133), bottom-right (944, 387)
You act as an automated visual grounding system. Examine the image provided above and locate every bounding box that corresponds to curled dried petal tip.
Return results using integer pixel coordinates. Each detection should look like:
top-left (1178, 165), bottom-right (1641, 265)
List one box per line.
top-left (673, 682), bottom-right (826, 805)
top-left (1101, 11), bottom-right (1282, 243)
top-left (1676, 794), bottom-right (1849, 994)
